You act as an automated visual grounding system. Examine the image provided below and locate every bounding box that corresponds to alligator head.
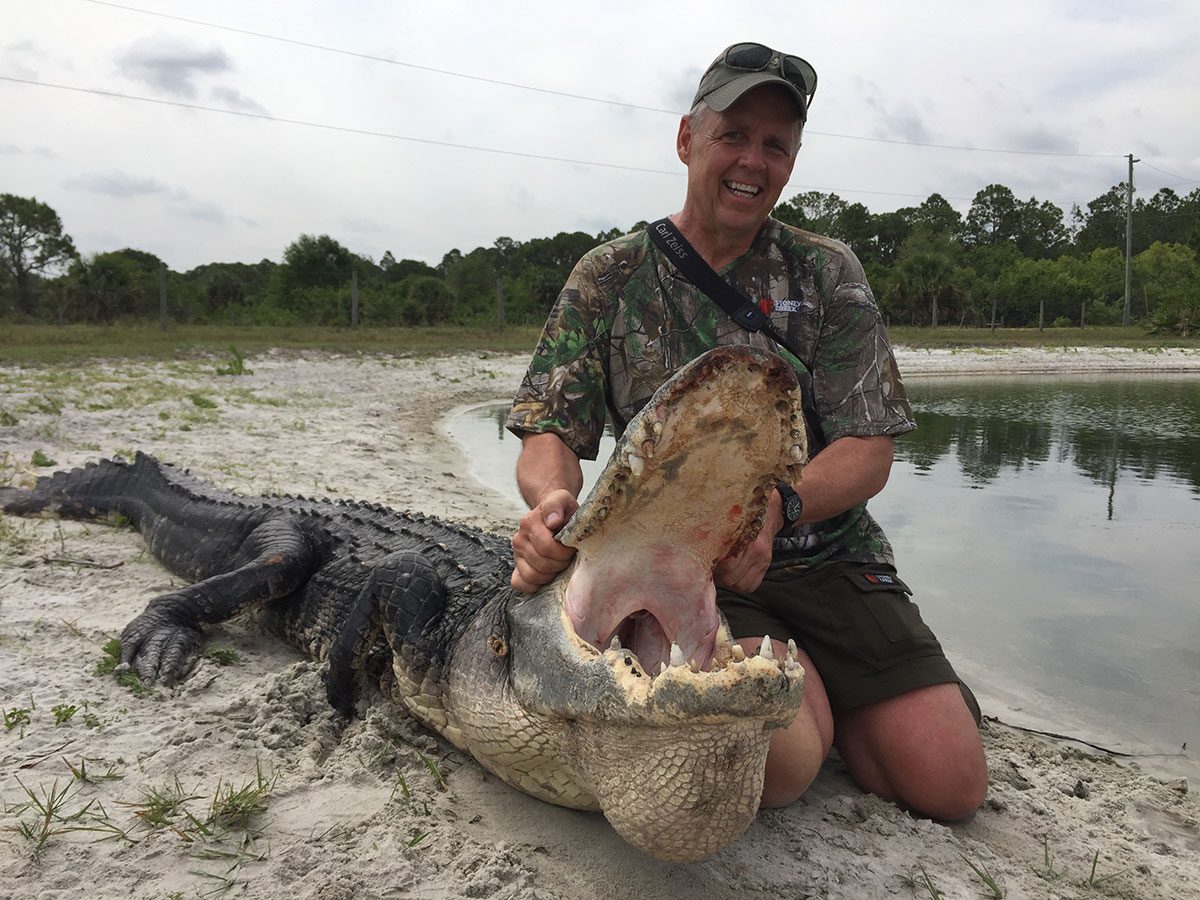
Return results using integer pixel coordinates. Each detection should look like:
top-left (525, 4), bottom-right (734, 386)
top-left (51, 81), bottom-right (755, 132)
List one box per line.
top-left (502, 345), bottom-right (808, 861)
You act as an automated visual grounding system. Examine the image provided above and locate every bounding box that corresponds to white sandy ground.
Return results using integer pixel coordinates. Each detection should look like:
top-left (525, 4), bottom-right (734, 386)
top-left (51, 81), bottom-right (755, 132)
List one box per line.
top-left (0, 345), bottom-right (1198, 900)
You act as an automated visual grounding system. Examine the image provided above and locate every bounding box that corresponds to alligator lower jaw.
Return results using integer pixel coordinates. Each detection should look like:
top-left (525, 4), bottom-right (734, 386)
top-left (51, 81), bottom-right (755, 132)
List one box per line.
top-left (507, 571), bottom-right (806, 731)
top-left (575, 719), bottom-right (774, 862)
top-left (559, 603), bottom-right (806, 727)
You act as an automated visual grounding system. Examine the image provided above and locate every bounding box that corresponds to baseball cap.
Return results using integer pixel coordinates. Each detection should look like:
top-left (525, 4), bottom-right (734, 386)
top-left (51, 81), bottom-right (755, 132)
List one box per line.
top-left (692, 42), bottom-right (818, 120)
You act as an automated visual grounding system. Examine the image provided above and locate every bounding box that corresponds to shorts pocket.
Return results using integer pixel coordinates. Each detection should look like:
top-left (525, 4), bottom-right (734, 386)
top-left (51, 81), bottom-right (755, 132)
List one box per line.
top-left (846, 572), bottom-right (928, 644)
top-left (823, 570), bottom-right (941, 669)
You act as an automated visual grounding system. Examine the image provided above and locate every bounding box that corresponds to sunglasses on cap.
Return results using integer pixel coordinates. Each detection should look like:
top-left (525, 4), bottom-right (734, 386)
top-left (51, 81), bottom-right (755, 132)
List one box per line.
top-left (722, 42), bottom-right (818, 107)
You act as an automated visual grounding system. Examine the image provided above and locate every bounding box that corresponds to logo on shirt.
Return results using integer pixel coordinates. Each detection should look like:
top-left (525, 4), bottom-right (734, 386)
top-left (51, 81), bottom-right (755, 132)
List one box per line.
top-left (864, 573), bottom-right (897, 585)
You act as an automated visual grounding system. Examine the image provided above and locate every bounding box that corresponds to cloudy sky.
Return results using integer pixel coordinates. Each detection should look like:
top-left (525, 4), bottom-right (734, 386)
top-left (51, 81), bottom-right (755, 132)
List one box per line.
top-left (3, 0), bottom-right (1198, 271)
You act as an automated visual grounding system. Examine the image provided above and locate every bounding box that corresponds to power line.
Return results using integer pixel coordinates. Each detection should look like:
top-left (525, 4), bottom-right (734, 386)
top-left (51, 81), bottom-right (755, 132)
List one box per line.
top-left (77, 0), bottom-right (1127, 161)
top-left (78, 0), bottom-right (681, 116)
top-left (0, 75), bottom-right (682, 177)
top-left (0, 75), bottom-right (1102, 209)
top-left (1138, 160), bottom-right (1200, 186)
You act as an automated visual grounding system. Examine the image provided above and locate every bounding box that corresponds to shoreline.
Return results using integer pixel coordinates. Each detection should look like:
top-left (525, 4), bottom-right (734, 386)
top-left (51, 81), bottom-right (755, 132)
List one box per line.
top-left (0, 346), bottom-right (1197, 899)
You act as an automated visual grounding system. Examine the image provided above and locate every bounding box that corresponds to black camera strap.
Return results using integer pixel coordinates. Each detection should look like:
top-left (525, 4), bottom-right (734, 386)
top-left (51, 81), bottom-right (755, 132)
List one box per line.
top-left (648, 218), bottom-right (809, 372)
top-left (647, 217), bottom-right (823, 445)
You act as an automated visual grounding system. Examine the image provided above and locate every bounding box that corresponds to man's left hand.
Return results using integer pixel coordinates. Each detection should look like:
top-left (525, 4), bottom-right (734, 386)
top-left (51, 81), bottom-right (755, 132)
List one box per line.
top-left (714, 487), bottom-right (785, 593)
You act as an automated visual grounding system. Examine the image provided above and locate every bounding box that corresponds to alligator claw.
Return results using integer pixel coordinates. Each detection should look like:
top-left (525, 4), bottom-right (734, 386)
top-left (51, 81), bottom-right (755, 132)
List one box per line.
top-left (119, 597), bottom-right (202, 684)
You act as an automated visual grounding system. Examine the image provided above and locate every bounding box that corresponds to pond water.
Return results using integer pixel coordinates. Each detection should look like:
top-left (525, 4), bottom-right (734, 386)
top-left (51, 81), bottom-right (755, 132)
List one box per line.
top-left (448, 374), bottom-right (1200, 768)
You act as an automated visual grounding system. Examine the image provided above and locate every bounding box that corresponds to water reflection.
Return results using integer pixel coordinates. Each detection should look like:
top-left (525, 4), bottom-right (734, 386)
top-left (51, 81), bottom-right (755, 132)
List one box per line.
top-left (897, 375), bottom-right (1200, 496)
top-left (449, 375), bottom-right (1200, 763)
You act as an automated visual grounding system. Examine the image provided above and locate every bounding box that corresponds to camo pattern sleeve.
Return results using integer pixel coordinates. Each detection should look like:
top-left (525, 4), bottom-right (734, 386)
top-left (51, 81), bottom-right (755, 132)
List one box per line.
top-left (505, 248), bottom-right (615, 461)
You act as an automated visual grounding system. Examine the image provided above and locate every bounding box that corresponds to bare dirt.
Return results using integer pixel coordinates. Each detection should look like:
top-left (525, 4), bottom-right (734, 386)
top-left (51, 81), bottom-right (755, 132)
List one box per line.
top-left (1, 346), bottom-right (1197, 899)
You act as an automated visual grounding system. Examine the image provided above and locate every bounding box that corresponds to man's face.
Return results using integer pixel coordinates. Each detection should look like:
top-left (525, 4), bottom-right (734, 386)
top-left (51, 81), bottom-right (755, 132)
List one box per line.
top-left (677, 86), bottom-right (801, 240)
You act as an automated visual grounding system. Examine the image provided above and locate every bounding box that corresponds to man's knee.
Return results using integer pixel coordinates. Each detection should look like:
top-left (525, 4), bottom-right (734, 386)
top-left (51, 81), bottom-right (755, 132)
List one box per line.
top-left (759, 711), bottom-right (829, 808)
top-left (837, 682), bottom-right (988, 819)
top-left (898, 740), bottom-right (988, 820)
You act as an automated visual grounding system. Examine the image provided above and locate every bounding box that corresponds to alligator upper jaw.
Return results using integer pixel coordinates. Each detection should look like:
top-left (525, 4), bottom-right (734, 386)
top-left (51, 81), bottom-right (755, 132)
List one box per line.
top-left (557, 344), bottom-right (806, 675)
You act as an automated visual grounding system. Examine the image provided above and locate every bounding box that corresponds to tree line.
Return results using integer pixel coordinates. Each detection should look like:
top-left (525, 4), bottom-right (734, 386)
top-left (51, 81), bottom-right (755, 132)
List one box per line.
top-left (2, 183), bottom-right (1198, 334)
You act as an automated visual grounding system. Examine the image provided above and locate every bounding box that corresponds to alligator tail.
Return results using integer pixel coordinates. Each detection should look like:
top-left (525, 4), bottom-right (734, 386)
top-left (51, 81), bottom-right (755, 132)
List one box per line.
top-left (0, 452), bottom-right (158, 523)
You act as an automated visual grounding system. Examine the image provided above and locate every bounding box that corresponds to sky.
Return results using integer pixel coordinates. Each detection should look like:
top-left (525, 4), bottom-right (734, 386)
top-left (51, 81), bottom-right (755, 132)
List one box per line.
top-left (3, 0), bottom-right (1199, 272)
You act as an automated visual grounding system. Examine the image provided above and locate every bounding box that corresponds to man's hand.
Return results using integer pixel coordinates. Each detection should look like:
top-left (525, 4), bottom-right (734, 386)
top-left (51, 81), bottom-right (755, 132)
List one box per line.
top-left (713, 487), bottom-right (785, 593)
top-left (511, 488), bottom-right (579, 593)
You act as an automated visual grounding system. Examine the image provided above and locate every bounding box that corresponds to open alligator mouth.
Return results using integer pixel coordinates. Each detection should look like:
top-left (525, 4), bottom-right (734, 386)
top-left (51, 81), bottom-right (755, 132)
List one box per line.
top-left (558, 344), bottom-right (807, 678)
top-left (501, 345), bottom-right (810, 859)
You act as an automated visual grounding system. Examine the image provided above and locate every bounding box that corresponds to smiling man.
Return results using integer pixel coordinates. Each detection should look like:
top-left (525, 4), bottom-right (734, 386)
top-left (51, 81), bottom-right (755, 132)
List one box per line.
top-left (505, 43), bottom-right (987, 820)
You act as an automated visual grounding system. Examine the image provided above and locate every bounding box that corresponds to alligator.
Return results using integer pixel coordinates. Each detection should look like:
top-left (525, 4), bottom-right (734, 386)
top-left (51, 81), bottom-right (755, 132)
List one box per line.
top-left (0, 345), bottom-right (808, 862)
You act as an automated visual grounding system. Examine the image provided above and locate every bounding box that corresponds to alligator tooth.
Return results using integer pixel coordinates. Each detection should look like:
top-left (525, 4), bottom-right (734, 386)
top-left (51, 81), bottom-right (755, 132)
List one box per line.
top-left (670, 642), bottom-right (685, 667)
top-left (660, 661), bottom-right (667, 675)
top-left (731, 644), bottom-right (746, 662)
top-left (688, 658), bottom-right (699, 673)
top-left (790, 444), bottom-right (804, 461)
top-left (609, 635), bottom-right (621, 651)
top-left (715, 623), bottom-right (731, 647)
top-left (652, 420), bottom-right (663, 435)
top-left (787, 638), bottom-right (799, 661)
top-left (759, 636), bottom-right (775, 660)
top-left (628, 454), bottom-right (645, 477)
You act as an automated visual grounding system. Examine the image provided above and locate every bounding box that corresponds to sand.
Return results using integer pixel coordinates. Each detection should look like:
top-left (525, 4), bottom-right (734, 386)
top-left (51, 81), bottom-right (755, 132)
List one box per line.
top-left (1, 345), bottom-right (1197, 900)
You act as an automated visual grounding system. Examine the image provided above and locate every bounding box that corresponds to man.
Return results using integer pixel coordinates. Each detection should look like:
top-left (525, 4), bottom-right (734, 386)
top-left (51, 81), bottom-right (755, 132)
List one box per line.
top-left (505, 43), bottom-right (987, 820)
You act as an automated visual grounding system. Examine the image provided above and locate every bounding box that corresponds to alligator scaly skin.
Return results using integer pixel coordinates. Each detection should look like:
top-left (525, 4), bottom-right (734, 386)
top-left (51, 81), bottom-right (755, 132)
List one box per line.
top-left (1, 346), bottom-right (809, 861)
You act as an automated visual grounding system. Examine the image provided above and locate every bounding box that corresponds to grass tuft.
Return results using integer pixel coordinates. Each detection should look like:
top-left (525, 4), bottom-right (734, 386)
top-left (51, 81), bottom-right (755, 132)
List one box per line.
top-left (1031, 836), bottom-right (1068, 882)
top-left (94, 638), bottom-right (154, 695)
top-left (960, 853), bottom-right (1005, 897)
top-left (31, 449), bottom-right (57, 467)
top-left (203, 646), bottom-right (240, 667)
top-left (215, 345), bottom-right (253, 376)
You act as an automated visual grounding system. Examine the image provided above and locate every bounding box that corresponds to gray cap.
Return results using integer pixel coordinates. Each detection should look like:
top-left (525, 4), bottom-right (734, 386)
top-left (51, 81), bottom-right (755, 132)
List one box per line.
top-left (691, 43), bottom-right (817, 120)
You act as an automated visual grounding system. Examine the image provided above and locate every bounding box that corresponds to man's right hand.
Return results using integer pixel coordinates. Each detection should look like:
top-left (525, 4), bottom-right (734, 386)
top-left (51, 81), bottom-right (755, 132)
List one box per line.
top-left (510, 488), bottom-right (579, 593)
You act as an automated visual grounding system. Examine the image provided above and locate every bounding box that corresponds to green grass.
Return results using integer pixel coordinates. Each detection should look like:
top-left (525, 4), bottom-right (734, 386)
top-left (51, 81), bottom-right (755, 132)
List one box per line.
top-left (0, 324), bottom-right (546, 364)
top-left (886, 324), bottom-right (1200, 350)
top-left (3, 324), bottom-right (1196, 365)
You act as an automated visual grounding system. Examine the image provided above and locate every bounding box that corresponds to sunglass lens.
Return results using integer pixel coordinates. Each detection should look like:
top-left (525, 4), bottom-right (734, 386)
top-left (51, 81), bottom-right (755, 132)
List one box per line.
top-left (781, 57), bottom-right (815, 94)
top-left (725, 43), bottom-right (773, 70)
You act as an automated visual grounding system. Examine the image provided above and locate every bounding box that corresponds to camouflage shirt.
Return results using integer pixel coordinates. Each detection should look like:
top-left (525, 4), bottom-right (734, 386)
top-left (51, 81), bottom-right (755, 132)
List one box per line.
top-left (506, 218), bottom-right (916, 568)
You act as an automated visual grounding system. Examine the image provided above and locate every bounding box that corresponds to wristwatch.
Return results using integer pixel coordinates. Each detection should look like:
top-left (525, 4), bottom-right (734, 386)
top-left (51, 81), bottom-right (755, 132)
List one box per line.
top-left (776, 482), bottom-right (804, 529)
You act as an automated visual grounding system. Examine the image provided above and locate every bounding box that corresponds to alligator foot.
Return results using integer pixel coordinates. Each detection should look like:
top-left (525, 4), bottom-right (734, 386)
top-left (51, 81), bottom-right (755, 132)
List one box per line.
top-left (119, 593), bottom-right (204, 683)
top-left (325, 550), bottom-right (446, 717)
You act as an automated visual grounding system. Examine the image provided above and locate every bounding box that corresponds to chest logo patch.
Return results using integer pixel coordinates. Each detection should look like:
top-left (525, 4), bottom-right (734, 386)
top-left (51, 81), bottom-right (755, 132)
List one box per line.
top-left (761, 298), bottom-right (803, 314)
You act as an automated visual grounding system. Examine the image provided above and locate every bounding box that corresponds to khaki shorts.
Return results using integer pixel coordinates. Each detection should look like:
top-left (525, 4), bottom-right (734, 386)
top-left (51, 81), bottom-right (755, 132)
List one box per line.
top-left (719, 560), bottom-right (980, 721)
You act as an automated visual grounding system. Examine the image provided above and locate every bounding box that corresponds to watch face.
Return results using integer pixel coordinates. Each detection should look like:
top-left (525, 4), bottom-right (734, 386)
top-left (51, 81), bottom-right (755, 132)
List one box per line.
top-left (783, 494), bottom-right (803, 524)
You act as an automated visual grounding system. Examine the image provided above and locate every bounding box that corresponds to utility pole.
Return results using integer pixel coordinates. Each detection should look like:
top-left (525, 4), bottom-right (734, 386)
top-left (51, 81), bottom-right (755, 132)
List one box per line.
top-left (1123, 153), bottom-right (1139, 327)
top-left (159, 263), bottom-right (167, 331)
top-left (351, 268), bottom-right (359, 328)
top-left (496, 279), bottom-right (505, 331)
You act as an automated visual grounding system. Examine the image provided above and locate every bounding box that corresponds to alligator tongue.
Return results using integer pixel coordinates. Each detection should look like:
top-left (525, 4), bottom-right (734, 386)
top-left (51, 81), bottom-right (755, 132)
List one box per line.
top-left (558, 347), bottom-right (804, 675)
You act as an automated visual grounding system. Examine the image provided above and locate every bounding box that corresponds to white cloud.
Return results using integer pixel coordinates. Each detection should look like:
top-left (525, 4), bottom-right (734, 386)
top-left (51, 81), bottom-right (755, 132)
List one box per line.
top-left (117, 34), bottom-right (231, 98)
top-left (1, 0), bottom-right (1195, 270)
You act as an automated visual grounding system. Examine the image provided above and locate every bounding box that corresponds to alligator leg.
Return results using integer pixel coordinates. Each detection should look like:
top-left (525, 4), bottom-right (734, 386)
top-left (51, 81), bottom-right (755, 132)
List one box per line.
top-left (120, 516), bottom-right (315, 683)
top-left (324, 550), bottom-right (445, 717)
